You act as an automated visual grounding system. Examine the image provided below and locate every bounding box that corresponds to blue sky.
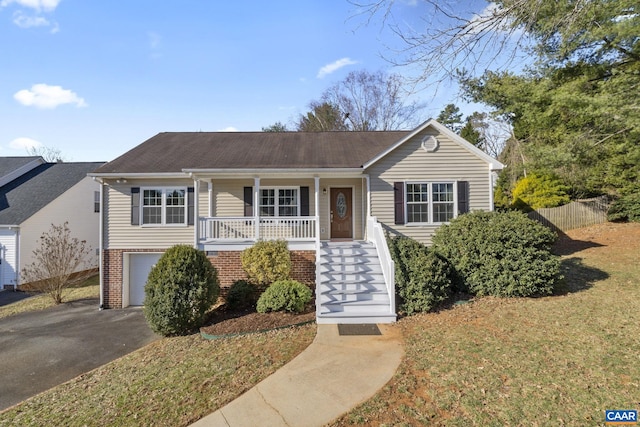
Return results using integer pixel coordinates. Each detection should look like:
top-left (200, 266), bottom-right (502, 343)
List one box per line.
top-left (1, 0), bottom-right (496, 162)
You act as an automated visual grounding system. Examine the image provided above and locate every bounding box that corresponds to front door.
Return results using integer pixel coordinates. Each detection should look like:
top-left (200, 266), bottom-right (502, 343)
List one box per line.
top-left (330, 188), bottom-right (353, 239)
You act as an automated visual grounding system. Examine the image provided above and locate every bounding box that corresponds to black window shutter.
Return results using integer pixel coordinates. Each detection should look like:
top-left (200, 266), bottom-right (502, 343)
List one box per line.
top-left (131, 187), bottom-right (140, 225)
top-left (187, 187), bottom-right (195, 225)
top-left (300, 186), bottom-right (309, 216)
top-left (394, 182), bottom-right (405, 225)
top-left (243, 187), bottom-right (253, 216)
top-left (458, 181), bottom-right (469, 214)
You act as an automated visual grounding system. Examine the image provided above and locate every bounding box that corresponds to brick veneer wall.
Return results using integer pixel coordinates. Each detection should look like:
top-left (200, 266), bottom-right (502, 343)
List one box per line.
top-left (208, 250), bottom-right (316, 290)
top-left (102, 248), bottom-right (317, 308)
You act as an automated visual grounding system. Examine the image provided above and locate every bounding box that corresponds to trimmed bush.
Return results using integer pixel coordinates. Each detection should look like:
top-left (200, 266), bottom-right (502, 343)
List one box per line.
top-left (241, 239), bottom-right (291, 286)
top-left (143, 245), bottom-right (220, 336)
top-left (256, 279), bottom-right (312, 313)
top-left (226, 279), bottom-right (258, 310)
top-left (511, 173), bottom-right (570, 211)
top-left (388, 235), bottom-right (454, 314)
top-left (432, 210), bottom-right (561, 297)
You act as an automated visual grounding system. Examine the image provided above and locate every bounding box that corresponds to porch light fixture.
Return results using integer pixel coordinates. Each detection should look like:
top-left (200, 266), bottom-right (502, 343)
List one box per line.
top-left (116, 178), bottom-right (128, 184)
top-left (322, 188), bottom-right (327, 195)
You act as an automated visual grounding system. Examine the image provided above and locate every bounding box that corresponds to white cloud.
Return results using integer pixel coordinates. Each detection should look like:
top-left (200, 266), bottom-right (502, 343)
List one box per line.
top-left (12, 10), bottom-right (49, 28)
top-left (317, 57), bottom-right (358, 78)
top-left (2, 0), bottom-right (61, 31)
top-left (0, 0), bottom-right (61, 12)
top-left (9, 137), bottom-right (42, 150)
top-left (14, 84), bottom-right (87, 109)
top-left (218, 127), bottom-right (238, 132)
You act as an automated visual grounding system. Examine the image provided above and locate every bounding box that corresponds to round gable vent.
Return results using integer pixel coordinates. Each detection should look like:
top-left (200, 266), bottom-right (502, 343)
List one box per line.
top-left (421, 135), bottom-right (439, 152)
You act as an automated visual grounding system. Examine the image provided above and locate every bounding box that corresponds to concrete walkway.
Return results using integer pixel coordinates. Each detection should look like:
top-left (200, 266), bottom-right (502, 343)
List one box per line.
top-left (191, 323), bottom-right (403, 427)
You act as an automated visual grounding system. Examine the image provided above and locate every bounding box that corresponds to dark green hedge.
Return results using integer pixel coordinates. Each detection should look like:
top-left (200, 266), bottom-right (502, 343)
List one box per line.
top-left (432, 210), bottom-right (561, 297)
top-left (143, 245), bottom-right (220, 336)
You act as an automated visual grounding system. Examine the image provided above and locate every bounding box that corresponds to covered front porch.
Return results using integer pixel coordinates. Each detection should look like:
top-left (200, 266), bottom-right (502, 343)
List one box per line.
top-left (187, 170), bottom-right (396, 323)
top-left (188, 171), bottom-right (370, 250)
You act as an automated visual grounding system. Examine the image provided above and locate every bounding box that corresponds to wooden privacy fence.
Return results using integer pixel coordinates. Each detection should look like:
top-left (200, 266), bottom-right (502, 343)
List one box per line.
top-left (528, 196), bottom-right (610, 232)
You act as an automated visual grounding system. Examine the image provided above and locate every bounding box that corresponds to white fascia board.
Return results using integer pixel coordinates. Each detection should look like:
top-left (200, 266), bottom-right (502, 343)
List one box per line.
top-left (363, 118), bottom-right (505, 171)
top-left (185, 168), bottom-right (365, 179)
top-left (88, 172), bottom-right (189, 180)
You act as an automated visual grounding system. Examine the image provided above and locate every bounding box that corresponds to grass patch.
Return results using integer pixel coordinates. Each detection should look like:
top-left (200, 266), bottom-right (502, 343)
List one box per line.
top-left (331, 223), bottom-right (640, 426)
top-left (0, 324), bottom-right (316, 426)
top-left (0, 274), bottom-right (99, 319)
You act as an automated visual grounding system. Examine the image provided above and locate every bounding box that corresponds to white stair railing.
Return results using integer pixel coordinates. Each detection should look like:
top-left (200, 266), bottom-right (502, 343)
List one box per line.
top-left (366, 216), bottom-right (396, 315)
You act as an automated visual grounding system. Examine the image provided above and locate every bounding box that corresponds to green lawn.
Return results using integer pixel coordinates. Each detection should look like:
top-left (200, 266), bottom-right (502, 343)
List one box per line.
top-left (1, 223), bottom-right (638, 426)
top-left (331, 223), bottom-right (640, 426)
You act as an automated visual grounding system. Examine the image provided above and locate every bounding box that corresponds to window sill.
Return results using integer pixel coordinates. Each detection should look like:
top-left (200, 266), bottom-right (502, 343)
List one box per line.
top-left (140, 224), bottom-right (190, 228)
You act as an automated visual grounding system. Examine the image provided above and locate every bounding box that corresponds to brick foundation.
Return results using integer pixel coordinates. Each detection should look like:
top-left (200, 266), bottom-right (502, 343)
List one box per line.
top-left (102, 248), bottom-right (316, 308)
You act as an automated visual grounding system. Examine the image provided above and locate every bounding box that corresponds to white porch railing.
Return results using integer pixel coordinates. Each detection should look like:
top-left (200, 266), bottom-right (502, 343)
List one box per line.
top-left (199, 216), bottom-right (318, 242)
top-left (366, 216), bottom-right (396, 316)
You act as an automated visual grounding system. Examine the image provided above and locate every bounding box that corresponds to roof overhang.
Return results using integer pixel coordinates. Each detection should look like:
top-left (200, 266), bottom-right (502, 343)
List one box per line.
top-left (90, 168), bottom-right (367, 182)
top-left (185, 168), bottom-right (366, 179)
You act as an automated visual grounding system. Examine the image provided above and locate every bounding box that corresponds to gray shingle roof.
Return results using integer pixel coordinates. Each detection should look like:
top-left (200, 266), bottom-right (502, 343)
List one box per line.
top-left (0, 162), bottom-right (105, 225)
top-left (93, 131), bottom-right (408, 174)
top-left (0, 157), bottom-right (41, 177)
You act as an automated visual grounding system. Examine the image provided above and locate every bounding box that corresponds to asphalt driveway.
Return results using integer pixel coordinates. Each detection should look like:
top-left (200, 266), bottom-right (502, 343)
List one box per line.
top-left (0, 295), bottom-right (158, 411)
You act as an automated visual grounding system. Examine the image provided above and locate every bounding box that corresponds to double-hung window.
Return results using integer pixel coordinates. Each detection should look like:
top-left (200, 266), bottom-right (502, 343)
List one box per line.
top-left (260, 187), bottom-right (299, 217)
top-left (141, 188), bottom-right (186, 225)
top-left (406, 182), bottom-right (455, 224)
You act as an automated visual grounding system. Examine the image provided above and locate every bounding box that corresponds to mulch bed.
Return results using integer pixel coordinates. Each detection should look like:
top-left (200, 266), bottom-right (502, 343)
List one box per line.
top-left (200, 304), bottom-right (316, 336)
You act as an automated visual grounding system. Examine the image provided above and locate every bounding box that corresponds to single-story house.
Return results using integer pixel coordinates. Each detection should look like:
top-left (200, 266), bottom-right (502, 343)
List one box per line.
top-left (90, 119), bottom-right (504, 323)
top-left (0, 157), bottom-right (105, 290)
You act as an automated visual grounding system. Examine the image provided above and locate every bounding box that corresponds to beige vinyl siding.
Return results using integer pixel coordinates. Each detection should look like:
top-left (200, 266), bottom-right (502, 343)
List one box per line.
top-left (367, 128), bottom-right (492, 245)
top-left (104, 179), bottom-right (194, 249)
top-left (21, 176), bottom-right (101, 270)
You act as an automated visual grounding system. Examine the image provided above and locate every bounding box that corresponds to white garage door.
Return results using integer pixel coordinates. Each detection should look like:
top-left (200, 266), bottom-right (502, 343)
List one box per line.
top-left (129, 253), bottom-right (162, 306)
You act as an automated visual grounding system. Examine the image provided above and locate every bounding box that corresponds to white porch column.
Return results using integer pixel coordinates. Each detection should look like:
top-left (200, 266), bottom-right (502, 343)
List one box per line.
top-left (314, 176), bottom-right (320, 249)
top-left (208, 180), bottom-right (213, 217)
top-left (365, 174), bottom-right (371, 239)
top-left (254, 177), bottom-right (260, 240)
top-left (194, 179), bottom-right (200, 247)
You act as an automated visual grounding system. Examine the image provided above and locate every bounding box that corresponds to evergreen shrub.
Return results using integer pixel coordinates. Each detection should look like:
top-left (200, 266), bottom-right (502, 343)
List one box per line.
top-left (608, 190), bottom-right (640, 223)
top-left (388, 235), bottom-right (454, 314)
top-left (432, 211), bottom-right (561, 297)
top-left (143, 245), bottom-right (219, 336)
top-left (241, 239), bottom-right (291, 286)
top-left (226, 279), bottom-right (258, 310)
top-left (256, 279), bottom-right (312, 313)
top-left (511, 173), bottom-right (570, 211)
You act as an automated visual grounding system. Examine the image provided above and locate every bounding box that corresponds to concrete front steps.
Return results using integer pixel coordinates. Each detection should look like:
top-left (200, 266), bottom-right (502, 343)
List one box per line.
top-left (316, 241), bottom-right (396, 324)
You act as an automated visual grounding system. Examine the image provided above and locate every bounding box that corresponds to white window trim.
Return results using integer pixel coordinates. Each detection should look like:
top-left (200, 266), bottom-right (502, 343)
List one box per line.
top-left (405, 181), bottom-right (458, 225)
top-left (259, 186), bottom-right (301, 217)
top-left (140, 186), bottom-right (188, 227)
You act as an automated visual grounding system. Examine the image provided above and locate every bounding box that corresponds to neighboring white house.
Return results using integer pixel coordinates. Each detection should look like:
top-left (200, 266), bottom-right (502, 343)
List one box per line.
top-left (91, 119), bottom-right (504, 323)
top-left (0, 157), bottom-right (104, 290)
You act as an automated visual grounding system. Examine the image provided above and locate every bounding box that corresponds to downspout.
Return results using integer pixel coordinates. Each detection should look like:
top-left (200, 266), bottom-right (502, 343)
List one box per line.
top-left (94, 177), bottom-right (104, 310)
top-left (489, 169), bottom-right (495, 211)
